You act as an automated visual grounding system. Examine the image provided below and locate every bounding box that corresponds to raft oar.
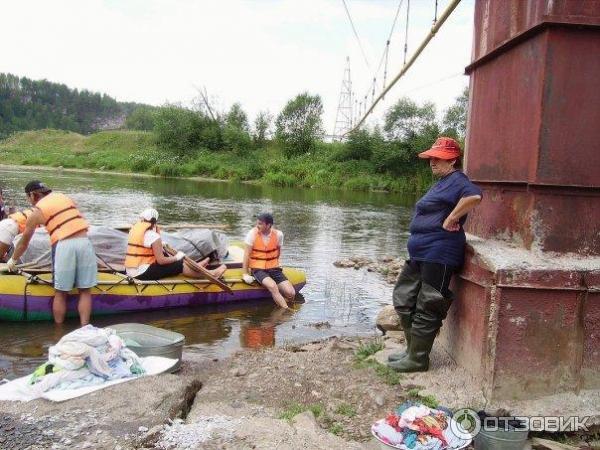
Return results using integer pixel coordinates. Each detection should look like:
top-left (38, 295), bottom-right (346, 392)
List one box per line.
top-left (163, 243), bottom-right (233, 294)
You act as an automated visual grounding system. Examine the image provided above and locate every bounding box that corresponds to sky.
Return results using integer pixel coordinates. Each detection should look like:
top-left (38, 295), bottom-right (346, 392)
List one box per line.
top-left (1, 0), bottom-right (474, 135)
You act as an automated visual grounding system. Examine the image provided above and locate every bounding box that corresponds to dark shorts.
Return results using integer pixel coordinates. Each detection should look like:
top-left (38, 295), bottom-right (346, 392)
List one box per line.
top-left (252, 268), bottom-right (288, 285)
top-left (135, 260), bottom-right (184, 280)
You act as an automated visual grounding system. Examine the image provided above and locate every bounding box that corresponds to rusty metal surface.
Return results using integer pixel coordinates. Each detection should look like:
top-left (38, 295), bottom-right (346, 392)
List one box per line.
top-left (465, 1), bottom-right (600, 255)
top-left (583, 291), bottom-right (600, 389)
top-left (538, 29), bottom-right (600, 186)
top-left (441, 247), bottom-right (599, 400)
top-left (466, 32), bottom-right (547, 183)
top-left (465, 184), bottom-right (600, 254)
top-left (492, 286), bottom-right (582, 399)
top-left (467, 27), bottom-right (600, 188)
top-left (472, 0), bottom-right (600, 62)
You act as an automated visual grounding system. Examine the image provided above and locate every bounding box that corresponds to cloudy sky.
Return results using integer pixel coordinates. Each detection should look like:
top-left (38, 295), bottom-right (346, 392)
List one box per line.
top-left (1, 0), bottom-right (474, 134)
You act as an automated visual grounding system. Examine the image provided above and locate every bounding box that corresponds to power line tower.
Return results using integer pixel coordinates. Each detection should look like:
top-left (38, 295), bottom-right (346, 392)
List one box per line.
top-left (333, 57), bottom-right (353, 140)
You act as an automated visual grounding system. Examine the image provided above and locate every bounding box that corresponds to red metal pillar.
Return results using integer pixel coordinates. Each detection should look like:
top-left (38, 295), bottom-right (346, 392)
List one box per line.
top-left (439, 0), bottom-right (600, 401)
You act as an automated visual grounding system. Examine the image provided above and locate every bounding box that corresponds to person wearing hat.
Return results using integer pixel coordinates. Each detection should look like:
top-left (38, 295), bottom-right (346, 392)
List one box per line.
top-left (242, 212), bottom-right (295, 309)
top-left (388, 137), bottom-right (482, 373)
top-left (7, 181), bottom-right (97, 325)
top-left (125, 208), bottom-right (226, 281)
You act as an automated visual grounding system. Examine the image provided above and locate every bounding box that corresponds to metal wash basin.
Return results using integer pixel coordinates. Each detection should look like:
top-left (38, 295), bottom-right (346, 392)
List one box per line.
top-left (108, 323), bottom-right (185, 372)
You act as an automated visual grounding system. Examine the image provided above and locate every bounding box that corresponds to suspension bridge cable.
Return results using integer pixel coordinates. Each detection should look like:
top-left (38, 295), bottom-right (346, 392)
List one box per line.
top-left (374, 0), bottom-right (405, 77)
top-left (356, 0), bottom-right (404, 116)
top-left (403, 0), bottom-right (411, 65)
top-left (341, 0), bottom-right (371, 69)
top-left (346, 0), bottom-right (462, 134)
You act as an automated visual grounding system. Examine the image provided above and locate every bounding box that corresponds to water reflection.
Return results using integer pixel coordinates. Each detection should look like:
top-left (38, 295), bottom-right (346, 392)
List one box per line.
top-left (0, 167), bottom-right (417, 378)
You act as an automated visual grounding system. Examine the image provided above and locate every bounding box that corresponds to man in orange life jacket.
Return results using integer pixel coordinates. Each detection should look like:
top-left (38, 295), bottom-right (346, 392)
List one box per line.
top-left (242, 212), bottom-right (295, 309)
top-left (7, 181), bottom-right (98, 325)
top-left (0, 208), bottom-right (35, 261)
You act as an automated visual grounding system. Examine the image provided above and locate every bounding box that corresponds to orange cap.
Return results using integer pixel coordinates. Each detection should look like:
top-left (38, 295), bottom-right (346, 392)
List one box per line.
top-left (418, 137), bottom-right (461, 160)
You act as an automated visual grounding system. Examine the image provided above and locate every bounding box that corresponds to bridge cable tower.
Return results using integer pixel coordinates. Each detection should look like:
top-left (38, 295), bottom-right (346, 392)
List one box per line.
top-left (332, 57), bottom-right (354, 140)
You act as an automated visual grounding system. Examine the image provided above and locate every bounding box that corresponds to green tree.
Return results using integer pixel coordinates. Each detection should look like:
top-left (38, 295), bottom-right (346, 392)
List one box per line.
top-left (125, 106), bottom-right (156, 131)
top-left (253, 110), bottom-right (272, 147)
top-left (275, 92), bottom-right (323, 158)
top-left (335, 127), bottom-right (383, 161)
top-left (153, 106), bottom-right (204, 155)
top-left (225, 103), bottom-right (249, 131)
top-left (442, 86), bottom-right (469, 140)
top-left (383, 97), bottom-right (436, 141)
top-left (223, 103), bottom-right (252, 152)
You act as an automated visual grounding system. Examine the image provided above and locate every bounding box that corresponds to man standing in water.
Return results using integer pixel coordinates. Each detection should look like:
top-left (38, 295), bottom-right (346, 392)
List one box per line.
top-left (242, 212), bottom-right (295, 309)
top-left (7, 181), bottom-right (97, 325)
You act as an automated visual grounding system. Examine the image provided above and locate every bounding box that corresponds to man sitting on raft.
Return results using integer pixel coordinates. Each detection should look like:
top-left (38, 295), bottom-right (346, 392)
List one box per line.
top-left (125, 208), bottom-right (227, 280)
top-left (242, 212), bottom-right (295, 309)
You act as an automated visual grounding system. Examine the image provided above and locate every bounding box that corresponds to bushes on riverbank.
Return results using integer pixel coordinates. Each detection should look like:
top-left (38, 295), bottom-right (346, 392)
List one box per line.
top-left (0, 129), bottom-right (434, 193)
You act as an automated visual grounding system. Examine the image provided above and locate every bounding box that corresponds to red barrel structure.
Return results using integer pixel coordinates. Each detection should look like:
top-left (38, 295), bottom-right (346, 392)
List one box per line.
top-left (439, 0), bottom-right (600, 401)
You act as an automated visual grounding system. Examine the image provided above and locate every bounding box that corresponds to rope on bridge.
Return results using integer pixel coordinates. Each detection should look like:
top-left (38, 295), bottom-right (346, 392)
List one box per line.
top-left (346, 0), bottom-right (462, 135)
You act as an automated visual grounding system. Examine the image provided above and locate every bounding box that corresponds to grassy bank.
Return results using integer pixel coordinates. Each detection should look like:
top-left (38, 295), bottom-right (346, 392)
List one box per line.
top-left (0, 129), bottom-right (433, 193)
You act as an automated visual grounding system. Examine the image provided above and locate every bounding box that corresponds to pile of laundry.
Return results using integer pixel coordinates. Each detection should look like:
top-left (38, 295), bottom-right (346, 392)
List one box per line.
top-left (371, 401), bottom-right (470, 450)
top-left (27, 325), bottom-right (144, 396)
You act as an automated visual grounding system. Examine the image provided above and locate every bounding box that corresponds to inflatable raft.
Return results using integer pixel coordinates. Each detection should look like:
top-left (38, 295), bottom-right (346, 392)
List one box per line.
top-left (0, 266), bottom-right (306, 321)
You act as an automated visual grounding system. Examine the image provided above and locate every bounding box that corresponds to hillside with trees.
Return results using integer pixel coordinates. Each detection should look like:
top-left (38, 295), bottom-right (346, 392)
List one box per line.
top-left (0, 73), bottom-right (143, 138)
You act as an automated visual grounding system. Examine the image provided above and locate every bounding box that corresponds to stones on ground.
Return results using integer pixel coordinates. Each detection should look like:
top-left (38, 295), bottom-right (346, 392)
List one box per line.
top-left (229, 367), bottom-right (247, 377)
top-left (384, 330), bottom-right (405, 343)
top-left (155, 415), bottom-right (240, 449)
top-left (333, 255), bottom-right (406, 284)
top-left (376, 305), bottom-right (402, 332)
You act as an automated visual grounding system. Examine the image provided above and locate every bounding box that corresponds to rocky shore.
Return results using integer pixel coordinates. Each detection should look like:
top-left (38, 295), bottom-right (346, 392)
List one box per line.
top-left (334, 255), bottom-right (405, 285)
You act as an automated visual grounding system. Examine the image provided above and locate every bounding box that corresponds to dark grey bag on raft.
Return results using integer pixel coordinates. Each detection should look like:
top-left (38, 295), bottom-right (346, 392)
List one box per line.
top-left (14, 226), bottom-right (229, 270)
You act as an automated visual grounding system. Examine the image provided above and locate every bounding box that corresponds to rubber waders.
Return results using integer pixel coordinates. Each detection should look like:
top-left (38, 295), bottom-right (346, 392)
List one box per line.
top-left (387, 333), bottom-right (436, 372)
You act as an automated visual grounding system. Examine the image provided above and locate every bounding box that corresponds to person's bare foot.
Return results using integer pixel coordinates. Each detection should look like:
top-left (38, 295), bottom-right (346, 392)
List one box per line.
top-left (197, 257), bottom-right (210, 267)
top-left (210, 264), bottom-right (227, 278)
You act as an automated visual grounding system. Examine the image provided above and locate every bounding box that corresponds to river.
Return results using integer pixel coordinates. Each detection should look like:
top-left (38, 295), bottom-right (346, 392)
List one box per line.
top-left (0, 167), bottom-right (418, 378)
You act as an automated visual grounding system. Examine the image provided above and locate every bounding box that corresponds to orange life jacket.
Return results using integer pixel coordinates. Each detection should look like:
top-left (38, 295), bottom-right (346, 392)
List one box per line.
top-left (9, 209), bottom-right (34, 234)
top-left (35, 193), bottom-right (89, 245)
top-left (124, 221), bottom-right (160, 268)
top-left (249, 228), bottom-right (280, 270)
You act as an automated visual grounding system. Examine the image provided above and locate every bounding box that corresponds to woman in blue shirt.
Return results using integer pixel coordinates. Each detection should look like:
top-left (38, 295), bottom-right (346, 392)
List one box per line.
top-left (388, 137), bottom-right (482, 373)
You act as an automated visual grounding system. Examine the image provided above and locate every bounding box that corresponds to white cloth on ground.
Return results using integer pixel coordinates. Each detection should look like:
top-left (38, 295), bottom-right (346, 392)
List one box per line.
top-left (0, 356), bottom-right (177, 402)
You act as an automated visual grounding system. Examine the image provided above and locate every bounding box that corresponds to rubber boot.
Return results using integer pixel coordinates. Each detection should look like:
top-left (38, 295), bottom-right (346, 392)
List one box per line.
top-left (388, 261), bottom-right (420, 362)
top-left (387, 333), bottom-right (436, 373)
top-left (388, 315), bottom-right (412, 362)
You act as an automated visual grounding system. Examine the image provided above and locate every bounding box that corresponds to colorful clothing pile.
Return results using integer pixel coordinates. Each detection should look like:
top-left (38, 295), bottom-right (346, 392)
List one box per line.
top-left (371, 401), bottom-right (469, 450)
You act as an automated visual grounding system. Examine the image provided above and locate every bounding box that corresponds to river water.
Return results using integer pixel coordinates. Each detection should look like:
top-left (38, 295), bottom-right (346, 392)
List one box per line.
top-left (0, 167), bottom-right (419, 378)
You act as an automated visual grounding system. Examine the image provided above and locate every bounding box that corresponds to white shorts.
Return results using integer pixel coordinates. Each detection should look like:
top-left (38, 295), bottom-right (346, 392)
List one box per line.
top-left (0, 219), bottom-right (18, 246)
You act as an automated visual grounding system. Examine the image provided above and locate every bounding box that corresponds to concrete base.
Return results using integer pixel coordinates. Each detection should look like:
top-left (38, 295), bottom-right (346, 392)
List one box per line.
top-left (439, 235), bottom-right (600, 402)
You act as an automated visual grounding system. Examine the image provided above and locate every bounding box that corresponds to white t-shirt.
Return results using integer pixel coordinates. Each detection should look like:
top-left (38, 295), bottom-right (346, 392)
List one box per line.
top-left (0, 218), bottom-right (19, 246)
top-left (244, 228), bottom-right (284, 250)
top-left (125, 229), bottom-right (161, 277)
